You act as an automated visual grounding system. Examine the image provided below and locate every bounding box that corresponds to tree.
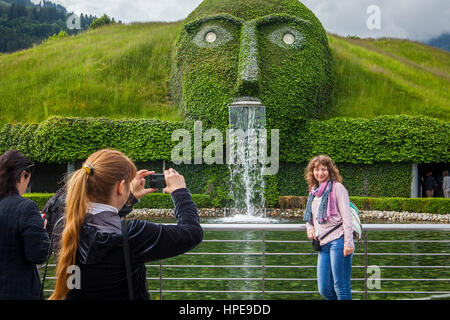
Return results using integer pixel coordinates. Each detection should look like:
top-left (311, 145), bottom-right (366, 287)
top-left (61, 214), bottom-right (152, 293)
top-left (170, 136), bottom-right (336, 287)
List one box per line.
top-left (89, 14), bottom-right (115, 30)
top-left (8, 4), bottom-right (28, 19)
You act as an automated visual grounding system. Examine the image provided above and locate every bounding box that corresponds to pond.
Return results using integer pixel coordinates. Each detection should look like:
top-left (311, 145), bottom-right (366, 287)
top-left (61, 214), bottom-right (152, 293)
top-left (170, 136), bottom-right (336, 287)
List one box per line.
top-left (143, 217), bottom-right (450, 300)
top-left (42, 217), bottom-right (450, 300)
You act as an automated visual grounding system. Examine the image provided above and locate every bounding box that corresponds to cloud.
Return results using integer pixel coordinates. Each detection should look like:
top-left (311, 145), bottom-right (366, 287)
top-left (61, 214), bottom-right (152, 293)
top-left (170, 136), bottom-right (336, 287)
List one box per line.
top-left (301, 0), bottom-right (450, 41)
top-left (31, 0), bottom-right (449, 41)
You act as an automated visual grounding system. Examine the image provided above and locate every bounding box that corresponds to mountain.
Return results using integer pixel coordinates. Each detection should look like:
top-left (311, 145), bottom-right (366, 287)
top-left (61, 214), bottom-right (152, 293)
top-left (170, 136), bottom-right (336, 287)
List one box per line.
top-left (0, 0), bottom-right (99, 53)
top-left (3, 0), bottom-right (66, 13)
top-left (0, 22), bottom-right (448, 125)
top-left (426, 33), bottom-right (450, 52)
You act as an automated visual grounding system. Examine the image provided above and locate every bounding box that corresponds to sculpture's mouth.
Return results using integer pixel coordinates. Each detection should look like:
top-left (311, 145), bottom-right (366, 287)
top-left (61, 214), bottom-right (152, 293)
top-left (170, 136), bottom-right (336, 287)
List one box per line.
top-left (230, 96), bottom-right (264, 108)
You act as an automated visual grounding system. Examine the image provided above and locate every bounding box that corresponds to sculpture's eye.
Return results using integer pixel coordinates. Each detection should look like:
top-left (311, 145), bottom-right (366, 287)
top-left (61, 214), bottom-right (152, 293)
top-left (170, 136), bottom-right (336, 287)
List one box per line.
top-left (269, 27), bottom-right (305, 49)
top-left (205, 32), bottom-right (217, 43)
top-left (193, 25), bottom-right (233, 48)
top-left (283, 32), bottom-right (295, 45)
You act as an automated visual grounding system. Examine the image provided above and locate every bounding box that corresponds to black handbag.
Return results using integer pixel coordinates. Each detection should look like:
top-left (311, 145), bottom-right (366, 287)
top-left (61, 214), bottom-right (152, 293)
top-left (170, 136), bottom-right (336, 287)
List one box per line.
top-left (312, 223), bottom-right (343, 252)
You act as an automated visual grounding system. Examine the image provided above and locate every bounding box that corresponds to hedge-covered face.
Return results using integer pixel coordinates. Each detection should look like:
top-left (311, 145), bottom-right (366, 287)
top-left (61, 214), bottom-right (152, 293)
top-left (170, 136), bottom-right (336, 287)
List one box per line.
top-left (170, 0), bottom-right (333, 130)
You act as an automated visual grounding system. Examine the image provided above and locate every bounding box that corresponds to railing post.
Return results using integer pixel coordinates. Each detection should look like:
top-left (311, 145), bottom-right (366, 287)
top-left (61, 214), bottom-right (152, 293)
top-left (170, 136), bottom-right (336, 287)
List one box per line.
top-left (159, 259), bottom-right (163, 300)
top-left (363, 230), bottom-right (369, 300)
top-left (262, 230), bottom-right (265, 300)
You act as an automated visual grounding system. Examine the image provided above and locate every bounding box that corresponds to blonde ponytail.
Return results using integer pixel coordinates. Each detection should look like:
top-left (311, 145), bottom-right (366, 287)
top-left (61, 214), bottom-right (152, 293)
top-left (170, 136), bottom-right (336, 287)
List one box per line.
top-left (49, 170), bottom-right (89, 300)
top-left (48, 149), bottom-right (137, 300)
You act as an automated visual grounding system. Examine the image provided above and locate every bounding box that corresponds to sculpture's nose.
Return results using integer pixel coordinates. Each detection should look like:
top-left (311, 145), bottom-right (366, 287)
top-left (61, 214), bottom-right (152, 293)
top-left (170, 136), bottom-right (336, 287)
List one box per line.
top-left (236, 22), bottom-right (260, 97)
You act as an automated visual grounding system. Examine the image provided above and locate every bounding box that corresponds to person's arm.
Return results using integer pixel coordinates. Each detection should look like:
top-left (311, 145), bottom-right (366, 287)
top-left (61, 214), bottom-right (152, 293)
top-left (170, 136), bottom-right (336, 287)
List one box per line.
top-left (128, 187), bottom-right (203, 263)
top-left (19, 200), bottom-right (50, 264)
top-left (42, 189), bottom-right (65, 235)
top-left (306, 220), bottom-right (316, 239)
top-left (335, 183), bottom-right (354, 250)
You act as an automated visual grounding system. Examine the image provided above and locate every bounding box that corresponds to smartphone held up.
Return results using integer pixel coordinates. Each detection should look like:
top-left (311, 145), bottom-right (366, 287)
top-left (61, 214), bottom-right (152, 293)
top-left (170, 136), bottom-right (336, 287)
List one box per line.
top-left (147, 173), bottom-right (167, 189)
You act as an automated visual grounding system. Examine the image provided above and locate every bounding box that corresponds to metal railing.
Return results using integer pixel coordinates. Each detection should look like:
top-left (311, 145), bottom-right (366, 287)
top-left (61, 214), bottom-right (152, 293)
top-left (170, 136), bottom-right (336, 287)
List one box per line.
top-left (146, 224), bottom-right (450, 300)
top-left (42, 224), bottom-right (450, 300)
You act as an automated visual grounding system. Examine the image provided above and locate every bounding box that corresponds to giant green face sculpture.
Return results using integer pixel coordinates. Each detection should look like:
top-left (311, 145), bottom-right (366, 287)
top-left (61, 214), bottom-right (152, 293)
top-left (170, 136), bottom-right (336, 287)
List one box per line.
top-left (170, 0), bottom-right (333, 130)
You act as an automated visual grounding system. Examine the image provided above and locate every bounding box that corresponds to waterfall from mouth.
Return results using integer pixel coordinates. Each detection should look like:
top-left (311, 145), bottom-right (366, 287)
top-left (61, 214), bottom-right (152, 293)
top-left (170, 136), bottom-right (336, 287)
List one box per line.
top-left (227, 98), bottom-right (268, 219)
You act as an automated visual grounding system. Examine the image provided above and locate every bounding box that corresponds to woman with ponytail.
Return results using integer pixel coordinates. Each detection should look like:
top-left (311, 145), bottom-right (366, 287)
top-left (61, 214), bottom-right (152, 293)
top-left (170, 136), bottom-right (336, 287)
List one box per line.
top-left (304, 155), bottom-right (354, 300)
top-left (50, 149), bottom-right (202, 300)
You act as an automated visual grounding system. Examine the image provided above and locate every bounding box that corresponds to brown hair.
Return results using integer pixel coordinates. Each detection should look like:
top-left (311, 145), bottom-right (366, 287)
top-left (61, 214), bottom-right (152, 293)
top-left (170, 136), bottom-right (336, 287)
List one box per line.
top-left (0, 150), bottom-right (34, 198)
top-left (304, 154), bottom-right (342, 192)
top-left (49, 149), bottom-right (137, 300)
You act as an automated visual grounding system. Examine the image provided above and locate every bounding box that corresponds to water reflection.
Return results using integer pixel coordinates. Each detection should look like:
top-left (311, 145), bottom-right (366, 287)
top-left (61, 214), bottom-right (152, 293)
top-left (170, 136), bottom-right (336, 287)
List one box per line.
top-left (146, 218), bottom-right (449, 300)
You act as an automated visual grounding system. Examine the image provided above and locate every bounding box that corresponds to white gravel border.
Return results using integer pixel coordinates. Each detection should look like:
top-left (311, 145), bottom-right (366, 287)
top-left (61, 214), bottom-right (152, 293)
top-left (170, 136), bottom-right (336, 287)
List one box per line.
top-left (128, 208), bottom-right (450, 223)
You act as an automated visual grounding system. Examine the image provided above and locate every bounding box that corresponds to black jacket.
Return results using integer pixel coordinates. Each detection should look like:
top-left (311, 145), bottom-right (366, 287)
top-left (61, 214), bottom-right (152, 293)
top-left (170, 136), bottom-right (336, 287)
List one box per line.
top-left (65, 188), bottom-right (203, 300)
top-left (42, 189), bottom-right (138, 255)
top-left (0, 194), bottom-right (50, 300)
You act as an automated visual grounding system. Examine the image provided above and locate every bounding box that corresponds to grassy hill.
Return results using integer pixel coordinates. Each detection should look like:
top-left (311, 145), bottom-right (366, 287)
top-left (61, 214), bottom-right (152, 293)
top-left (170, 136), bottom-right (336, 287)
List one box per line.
top-left (0, 22), bottom-right (183, 124)
top-left (327, 35), bottom-right (450, 120)
top-left (0, 21), bottom-right (448, 125)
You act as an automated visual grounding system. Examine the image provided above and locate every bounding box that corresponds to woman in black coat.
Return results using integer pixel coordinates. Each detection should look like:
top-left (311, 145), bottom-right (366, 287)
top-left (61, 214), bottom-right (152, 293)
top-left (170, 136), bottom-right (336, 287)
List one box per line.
top-left (49, 149), bottom-right (203, 300)
top-left (0, 150), bottom-right (50, 300)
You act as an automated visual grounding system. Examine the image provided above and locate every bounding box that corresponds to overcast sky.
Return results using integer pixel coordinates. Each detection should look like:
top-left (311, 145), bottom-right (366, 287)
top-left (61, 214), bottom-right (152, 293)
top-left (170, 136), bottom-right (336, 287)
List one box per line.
top-left (32, 0), bottom-right (450, 41)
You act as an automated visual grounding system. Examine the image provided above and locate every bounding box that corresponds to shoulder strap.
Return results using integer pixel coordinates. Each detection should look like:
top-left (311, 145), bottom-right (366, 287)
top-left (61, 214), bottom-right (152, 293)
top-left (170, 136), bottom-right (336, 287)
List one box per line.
top-left (121, 219), bottom-right (134, 300)
top-left (40, 215), bottom-right (65, 300)
top-left (319, 222), bottom-right (343, 241)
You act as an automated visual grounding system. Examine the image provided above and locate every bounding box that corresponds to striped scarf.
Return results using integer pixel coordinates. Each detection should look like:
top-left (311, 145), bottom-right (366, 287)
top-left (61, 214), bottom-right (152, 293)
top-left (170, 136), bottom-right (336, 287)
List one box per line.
top-left (303, 179), bottom-right (337, 224)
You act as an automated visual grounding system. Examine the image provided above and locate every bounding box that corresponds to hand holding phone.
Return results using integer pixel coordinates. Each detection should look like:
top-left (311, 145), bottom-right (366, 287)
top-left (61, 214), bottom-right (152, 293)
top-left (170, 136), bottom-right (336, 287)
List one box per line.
top-left (162, 168), bottom-right (186, 194)
top-left (148, 173), bottom-right (167, 189)
top-left (131, 170), bottom-right (159, 199)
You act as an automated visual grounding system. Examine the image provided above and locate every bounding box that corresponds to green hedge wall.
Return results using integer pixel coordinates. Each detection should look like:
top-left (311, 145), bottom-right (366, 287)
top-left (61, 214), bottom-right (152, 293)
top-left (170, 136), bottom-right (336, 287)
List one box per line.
top-left (276, 162), bottom-right (412, 198)
top-left (24, 193), bottom-right (448, 214)
top-left (23, 193), bottom-right (54, 210)
top-left (161, 161), bottom-right (412, 207)
top-left (3, 115), bottom-right (448, 205)
top-left (22, 163), bottom-right (416, 209)
top-left (279, 195), bottom-right (450, 214)
top-left (1, 115), bottom-right (448, 164)
top-left (0, 117), bottom-right (184, 163)
top-left (350, 197), bottom-right (450, 215)
top-left (23, 193), bottom-right (212, 210)
top-left (280, 115), bottom-right (450, 164)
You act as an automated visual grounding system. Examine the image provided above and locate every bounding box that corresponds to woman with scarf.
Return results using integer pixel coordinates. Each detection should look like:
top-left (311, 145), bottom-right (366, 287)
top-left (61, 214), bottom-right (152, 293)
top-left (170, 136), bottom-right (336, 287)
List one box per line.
top-left (304, 155), bottom-right (354, 300)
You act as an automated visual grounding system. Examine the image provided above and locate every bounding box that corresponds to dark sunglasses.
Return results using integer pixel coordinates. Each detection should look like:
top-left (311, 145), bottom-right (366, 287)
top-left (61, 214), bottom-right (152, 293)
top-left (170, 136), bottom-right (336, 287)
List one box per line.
top-left (22, 163), bottom-right (35, 177)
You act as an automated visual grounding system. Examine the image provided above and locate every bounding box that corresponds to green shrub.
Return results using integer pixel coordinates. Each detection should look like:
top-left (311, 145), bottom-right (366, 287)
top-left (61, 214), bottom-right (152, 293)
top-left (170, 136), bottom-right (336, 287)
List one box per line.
top-left (23, 192), bottom-right (211, 210)
top-left (279, 196), bottom-right (308, 209)
top-left (134, 193), bottom-right (211, 209)
top-left (281, 195), bottom-right (449, 214)
top-left (402, 198), bottom-right (425, 213)
top-left (421, 198), bottom-right (450, 215)
top-left (90, 14), bottom-right (115, 30)
top-left (349, 196), bottom-right (450, 214)
top-left (387, 198), bottom-right (404, 212)
top-left (46, 30), bottom-right (69, 42)
top-left (23, 193), bottom-right (54, 210)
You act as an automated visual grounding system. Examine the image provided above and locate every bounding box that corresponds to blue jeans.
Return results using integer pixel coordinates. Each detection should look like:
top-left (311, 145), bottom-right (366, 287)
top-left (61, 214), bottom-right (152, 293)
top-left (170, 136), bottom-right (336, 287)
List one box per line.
top-left (317, 236), bottom-right (353, 300)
